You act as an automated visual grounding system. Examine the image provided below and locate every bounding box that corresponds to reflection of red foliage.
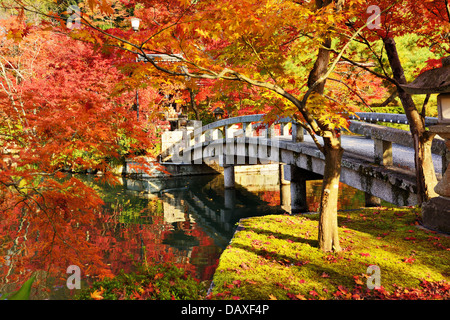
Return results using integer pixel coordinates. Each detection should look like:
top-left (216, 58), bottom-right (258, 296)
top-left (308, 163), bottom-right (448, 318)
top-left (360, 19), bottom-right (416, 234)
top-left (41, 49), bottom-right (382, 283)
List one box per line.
top-left (260, 191), bottom-right (281, 207)
top-left (257, 182), bottom-right (364, 211)
top-left (0, 186), bottom-right (222, 288)
top-left (306, 181), bottom-right (364, 212)
top-left (87, 204), bottom-right (222, 282)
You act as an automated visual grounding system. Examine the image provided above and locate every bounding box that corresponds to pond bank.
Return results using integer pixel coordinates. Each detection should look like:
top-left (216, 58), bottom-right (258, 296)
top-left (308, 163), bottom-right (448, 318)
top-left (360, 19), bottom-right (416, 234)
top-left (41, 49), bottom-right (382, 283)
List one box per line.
top-left (207, 207), bottom-right (450, 300)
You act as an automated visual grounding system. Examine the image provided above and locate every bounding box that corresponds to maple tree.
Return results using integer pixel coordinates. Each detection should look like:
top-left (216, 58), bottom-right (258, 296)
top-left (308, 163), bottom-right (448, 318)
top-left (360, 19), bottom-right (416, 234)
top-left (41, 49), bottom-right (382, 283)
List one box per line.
top-left (0, 10), bottom-right (170, 286)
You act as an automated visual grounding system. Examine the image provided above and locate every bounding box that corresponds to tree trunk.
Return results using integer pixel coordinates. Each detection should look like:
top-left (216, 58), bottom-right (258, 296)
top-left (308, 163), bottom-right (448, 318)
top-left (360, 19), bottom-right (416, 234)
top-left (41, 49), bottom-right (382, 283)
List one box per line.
top-left (187, 87), bottom-right (200, 120)
top-left (383, 37), bottom-right (438, 204)
top-left (307, 37), bottom-right (332, 93)
top-left (305, 0), bottom-right (343, 252)
top-left (318, 136), bottom-right (343, 252)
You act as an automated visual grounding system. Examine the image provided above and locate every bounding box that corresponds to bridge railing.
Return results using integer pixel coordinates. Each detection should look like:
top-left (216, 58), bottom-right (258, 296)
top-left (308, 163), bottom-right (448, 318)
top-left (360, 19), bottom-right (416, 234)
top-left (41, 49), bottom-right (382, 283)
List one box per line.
top-left (348, 113), bottom-right (447, 174)
top-left (163, 112), bottom-right (447, 175)
top-left (348, 112), bottom-right (438, 126)
top-left (185, 114), bottom-right (305, 145)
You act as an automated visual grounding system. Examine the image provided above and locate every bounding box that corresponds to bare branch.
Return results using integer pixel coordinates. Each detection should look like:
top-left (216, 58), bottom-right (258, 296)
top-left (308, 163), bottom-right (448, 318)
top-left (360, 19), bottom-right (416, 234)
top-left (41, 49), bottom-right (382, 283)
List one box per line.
top-left (327, 77), bottom-right (374, 111)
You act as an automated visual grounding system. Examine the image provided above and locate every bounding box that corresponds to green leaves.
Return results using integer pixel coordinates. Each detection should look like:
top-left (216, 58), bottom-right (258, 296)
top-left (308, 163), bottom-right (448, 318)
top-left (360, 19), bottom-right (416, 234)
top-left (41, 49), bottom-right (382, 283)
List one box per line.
top-left (1, 275), bottom-right (36, 300)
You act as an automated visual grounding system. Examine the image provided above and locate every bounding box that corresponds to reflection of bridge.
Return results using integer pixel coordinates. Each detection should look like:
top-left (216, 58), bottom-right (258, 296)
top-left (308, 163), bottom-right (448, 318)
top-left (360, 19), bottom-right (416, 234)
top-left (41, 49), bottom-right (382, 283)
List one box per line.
top-left (123, 174), bottom-right (287, 248)
top-left (159, 113), bottom-right (448, 209)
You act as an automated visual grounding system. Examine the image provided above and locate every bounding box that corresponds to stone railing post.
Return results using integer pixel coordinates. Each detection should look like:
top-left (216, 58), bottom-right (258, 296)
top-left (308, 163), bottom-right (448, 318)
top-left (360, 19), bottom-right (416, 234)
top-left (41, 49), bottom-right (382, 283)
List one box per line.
top-left (266, 124), bottom-right (275, 138)
top-left (225, 124), bottom-right (233, 139)
top-left (291, 122), bottom-right (304, 142)
top-left (373, 138), bottom-right (393, 166)
top-left (212, 128), bottom-right (220, 140)
top-left (243, 122), bottom-right (252, 137)
top-left (193, 121), bottom-right (203, 164)
top-left (182, 130), bottom-right (190, 148)
top-left (280, 123), bottom-right (290, 136)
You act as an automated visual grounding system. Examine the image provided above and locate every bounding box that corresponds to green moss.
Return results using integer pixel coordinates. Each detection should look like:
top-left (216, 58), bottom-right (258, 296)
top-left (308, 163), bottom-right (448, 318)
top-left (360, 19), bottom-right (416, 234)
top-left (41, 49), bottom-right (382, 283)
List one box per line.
top-left (210, 207), bottom-right (450, 300)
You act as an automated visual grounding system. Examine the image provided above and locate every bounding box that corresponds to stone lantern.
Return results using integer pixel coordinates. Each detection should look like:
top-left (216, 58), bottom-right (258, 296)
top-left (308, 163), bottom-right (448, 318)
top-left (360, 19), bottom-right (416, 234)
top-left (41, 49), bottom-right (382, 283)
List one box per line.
top-left (213, 107), bottom-right (225, 120)
top-left (400, 56), bottom-right (450, 233)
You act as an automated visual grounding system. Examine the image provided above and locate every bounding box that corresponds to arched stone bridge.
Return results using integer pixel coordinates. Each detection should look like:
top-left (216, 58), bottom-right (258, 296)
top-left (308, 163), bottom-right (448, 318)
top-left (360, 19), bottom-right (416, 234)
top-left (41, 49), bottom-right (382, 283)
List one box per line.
top-left (158, 112), bottom-right (448, 210)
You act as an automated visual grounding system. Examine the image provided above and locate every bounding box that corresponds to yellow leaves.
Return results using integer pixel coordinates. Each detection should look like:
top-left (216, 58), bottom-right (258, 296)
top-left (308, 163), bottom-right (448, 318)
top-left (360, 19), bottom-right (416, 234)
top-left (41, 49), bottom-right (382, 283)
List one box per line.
top-left (123, 43), bottom-right (136, 52)
top-left (295, 293), bottom-right (307, 300)
top-left (18, 178), bottom-right (28, 190)
top-left (196, 27), bottom-right (223, 41)
top-left (69, 29), bottom-right (95, 44)
top-left (178, 0), bottom-right (195, 8)
top-left (214, 23), bottom-right (223, 33)
top-left (268, 294), bottom-right (277, 300)
top-left (196, 28), bottom-right (209, 38)
top-left (6, 29), bottom-right (25, 43)
top-left (85, 0), bottom-right (115, 15)
top-left (90, 286), bottom-right (105, 300)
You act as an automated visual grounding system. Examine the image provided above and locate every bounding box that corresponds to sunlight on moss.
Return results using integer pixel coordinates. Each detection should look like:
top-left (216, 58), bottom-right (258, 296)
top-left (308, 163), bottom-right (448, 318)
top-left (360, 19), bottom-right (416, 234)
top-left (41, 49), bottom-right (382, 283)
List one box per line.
top-left (210, 207), bottom-right (450, 300)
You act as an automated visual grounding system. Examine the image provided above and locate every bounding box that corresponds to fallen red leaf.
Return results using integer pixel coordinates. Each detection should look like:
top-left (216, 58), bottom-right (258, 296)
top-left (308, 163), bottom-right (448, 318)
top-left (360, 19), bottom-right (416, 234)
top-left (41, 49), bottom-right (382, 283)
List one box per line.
top-left (309, 290), bottom-right (318, 297)
top-left (403, 257), bottom-right (416, 264)
top-left (360, 252), bottom-right (370, 257)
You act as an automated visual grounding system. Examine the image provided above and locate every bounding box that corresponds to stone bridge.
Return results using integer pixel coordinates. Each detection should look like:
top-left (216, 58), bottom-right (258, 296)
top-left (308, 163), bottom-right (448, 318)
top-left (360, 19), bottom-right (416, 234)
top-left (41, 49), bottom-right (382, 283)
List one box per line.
top-left (157, 112), bottom-right (448, 211)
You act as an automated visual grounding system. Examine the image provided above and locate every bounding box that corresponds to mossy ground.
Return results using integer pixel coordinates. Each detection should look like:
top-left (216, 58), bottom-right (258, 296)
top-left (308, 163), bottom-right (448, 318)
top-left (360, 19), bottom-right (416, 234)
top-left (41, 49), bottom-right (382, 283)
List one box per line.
top-left (209, 207), bottom-right (450, 300)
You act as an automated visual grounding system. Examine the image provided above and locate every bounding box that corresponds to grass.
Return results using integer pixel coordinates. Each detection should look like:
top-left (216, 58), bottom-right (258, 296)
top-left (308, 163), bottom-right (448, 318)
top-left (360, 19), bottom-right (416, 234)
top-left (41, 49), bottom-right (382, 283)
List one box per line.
top-left (208, 207), bottom-right (450, 300)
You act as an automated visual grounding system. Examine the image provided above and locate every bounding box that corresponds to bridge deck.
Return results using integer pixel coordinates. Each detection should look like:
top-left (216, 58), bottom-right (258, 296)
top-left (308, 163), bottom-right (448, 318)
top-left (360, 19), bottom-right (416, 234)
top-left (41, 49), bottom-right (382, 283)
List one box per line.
top-left (307, 134), bottom-right (443, 178)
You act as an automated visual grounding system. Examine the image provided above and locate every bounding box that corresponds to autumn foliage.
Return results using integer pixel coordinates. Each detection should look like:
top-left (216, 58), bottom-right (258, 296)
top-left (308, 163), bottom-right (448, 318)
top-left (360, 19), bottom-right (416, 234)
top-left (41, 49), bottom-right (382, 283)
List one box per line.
top-left (75, 262), bottom-right (206, 300)
top-left (1, 0), bottom-right (450, 298)
top-left (0, 16), bottom-right (161, 285)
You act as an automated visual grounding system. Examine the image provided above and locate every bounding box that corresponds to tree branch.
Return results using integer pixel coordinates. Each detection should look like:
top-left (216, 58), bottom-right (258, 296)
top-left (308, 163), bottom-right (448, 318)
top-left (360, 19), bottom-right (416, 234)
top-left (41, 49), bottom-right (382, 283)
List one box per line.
top-left (445, 0), bottom-right (450, 22)
top-left (301, 1), bottom-right (400, 107)
top-left (327, 77), bottom-right (374, 111)
top-left (330, 51), bottom-right (399, 86)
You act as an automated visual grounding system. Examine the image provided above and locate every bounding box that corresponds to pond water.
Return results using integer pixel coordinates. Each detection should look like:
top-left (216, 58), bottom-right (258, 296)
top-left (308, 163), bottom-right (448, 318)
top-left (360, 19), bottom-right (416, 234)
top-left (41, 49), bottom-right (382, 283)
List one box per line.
top-left (2, 166), bottom-right (386, 299)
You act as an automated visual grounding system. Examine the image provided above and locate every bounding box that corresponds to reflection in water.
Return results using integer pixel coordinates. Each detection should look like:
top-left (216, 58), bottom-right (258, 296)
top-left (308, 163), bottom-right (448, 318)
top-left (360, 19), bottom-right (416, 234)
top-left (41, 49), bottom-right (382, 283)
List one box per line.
top-left (1, 167), bottom-right (374, 299)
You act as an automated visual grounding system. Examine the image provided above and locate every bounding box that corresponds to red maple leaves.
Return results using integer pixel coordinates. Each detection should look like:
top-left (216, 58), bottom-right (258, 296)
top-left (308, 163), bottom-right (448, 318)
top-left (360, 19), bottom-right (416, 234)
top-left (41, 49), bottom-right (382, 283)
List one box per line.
top-left (0, 21), bottom-right (163, 284)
